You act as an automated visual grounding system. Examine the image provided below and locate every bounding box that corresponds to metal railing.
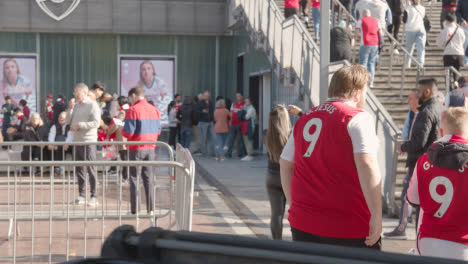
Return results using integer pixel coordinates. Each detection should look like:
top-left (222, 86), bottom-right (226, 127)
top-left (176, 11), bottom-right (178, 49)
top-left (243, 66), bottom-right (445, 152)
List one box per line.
top-left (445, 66), bottom-right (464, 94)
top-left (332, 0), bottom-right (424, 99)
top-left (95, 226), bottom-right (468, 264)
top-left (231, 0), bottom-right (321, 106)
top-left (0, 141), bottom-right (195, 264)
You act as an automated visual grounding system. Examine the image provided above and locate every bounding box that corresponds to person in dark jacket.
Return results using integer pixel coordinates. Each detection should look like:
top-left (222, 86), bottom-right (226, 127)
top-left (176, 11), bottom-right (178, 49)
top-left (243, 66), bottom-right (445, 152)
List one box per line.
top-left (6, 109), bottom-right (27, 142)
top-left (442, 0), bottom-right (458, 29)
top-left (456, 0), bottom-right (468, 26)
top-left (397, 79), bottom-right (443, 234)
top-left (330, 21), bottom-right (354, 62)
top-left (387, 0), bottom-right (403, 46)
top-left (21, 113), bottom-right (50, 165)
top-left (53, 95), bottom-right (67, 125)
top-left (177, 96), bottom-right (196, 149)
top-left (197, 90), bottom-right (215, 157)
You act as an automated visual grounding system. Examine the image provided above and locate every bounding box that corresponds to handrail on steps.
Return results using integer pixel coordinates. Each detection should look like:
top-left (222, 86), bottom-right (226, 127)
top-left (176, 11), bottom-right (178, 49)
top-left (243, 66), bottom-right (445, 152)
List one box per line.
top-left (332, 0), bottom-right (424, 100)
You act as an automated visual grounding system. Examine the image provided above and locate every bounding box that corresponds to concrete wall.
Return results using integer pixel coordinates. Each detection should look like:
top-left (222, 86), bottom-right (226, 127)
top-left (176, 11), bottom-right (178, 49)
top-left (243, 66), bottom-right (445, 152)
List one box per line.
top-left (0, 0), bottom-right (227, 35)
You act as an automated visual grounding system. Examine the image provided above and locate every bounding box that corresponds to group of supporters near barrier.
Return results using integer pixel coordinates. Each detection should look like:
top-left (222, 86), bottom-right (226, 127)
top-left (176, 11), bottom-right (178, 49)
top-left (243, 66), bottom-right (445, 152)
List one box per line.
top-left (0, 82), bottom-right (163, 213)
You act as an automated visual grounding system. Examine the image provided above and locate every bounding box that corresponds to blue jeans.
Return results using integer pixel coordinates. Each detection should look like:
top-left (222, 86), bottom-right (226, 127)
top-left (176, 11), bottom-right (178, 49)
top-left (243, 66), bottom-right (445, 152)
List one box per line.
top-left (358, 45), bottom-right (379, 86)
top-left (198, 122), bottom-right (216, 157)
top-left (225, 125), bottom-right (246, 157)
top-left (312, 8), bottom-right (320, 39)
top-left (216, 133), bottom-right (229, 157)
top-left (395, 162), bottom-right (416, 232)
top-left (180, 125), bottom-right (193, 149)
top-left (405, 30), bottom-right (426, 68)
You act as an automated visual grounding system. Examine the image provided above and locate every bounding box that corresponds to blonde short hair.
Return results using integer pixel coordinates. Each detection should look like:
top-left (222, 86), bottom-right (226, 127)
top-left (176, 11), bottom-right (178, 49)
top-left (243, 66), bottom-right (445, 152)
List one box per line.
top-left (328, 65), bottom-right (370, 99)
top-left (442, 107), bottom-right (468, 136)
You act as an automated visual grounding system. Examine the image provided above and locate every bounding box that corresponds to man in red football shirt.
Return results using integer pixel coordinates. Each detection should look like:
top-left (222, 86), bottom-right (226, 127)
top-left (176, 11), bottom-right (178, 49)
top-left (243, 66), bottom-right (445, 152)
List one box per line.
top-left (407, 107), bottom-right (468, 260)
top-left (280, 65), bottom-right (382, 249)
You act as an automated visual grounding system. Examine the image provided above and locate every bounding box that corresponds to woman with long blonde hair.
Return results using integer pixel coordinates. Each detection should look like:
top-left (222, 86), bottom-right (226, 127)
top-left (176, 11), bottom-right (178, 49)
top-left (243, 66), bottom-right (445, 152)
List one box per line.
top-left (264, 104), bottom-right (291, 239)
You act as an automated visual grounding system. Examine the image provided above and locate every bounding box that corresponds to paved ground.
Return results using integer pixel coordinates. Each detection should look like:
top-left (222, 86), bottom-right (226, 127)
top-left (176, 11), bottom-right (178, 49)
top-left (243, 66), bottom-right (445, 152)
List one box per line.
top-left (192, 154), bottom-right (417, 254)
top-left (0, 146), bottom-right (418, 262)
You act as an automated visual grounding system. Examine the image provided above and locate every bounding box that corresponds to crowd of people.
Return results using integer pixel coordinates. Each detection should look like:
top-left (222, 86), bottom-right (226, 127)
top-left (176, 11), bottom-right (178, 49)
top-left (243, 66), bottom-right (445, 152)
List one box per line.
top-left (168, 90), bottom-right (258, 161)
top-left (259, 64), bottom-right (467, 260)
top-left (285, 0), bottom-right (468, 88)
top-left (0, 79), bottom-right (261, 210)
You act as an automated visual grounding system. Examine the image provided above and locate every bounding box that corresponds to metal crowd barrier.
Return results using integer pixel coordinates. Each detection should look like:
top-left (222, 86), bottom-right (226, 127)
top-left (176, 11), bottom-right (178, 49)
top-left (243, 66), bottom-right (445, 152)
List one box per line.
top-left (0, 141), bottom-right (195, 264)
top-left (74, 226), bottom-right (465, 264)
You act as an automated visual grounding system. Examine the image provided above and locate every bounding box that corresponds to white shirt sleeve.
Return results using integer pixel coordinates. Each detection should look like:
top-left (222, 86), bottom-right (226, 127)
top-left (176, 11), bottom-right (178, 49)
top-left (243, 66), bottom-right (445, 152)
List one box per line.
top-left (48, 125), bottom-right (56, 143)
top-left (356, 20), bottom-right (362, 30)
top-left (246, 107), bottom-right (256, 120)
top-left (280, 132), bottom-right (295, 162)
top-left (66, 131), bottom-right (74, 142)
top-left (407, 167), bottom-right (420, 205)
top-left (347, 111), bottom-right (379, 157)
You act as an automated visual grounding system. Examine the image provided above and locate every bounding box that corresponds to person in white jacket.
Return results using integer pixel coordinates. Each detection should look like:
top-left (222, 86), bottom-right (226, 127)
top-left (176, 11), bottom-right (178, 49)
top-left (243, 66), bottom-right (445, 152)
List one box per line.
top-left (437, 14), bottom-right (466, 89)
top-left (355, 0), bottom-right (392, 29)
top-left (403, 0), bottom-right (426, 68)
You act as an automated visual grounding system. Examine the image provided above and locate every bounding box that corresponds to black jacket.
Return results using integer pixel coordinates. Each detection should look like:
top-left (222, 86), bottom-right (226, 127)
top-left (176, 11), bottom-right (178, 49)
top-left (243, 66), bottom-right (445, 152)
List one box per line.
top-left (177, 99), bottom-right (197, 127)
top-left (387, 0), bottom-right (404, 15)
top-left (21, 124), bottom-right (50, 161)
top-left (196, 99), bottom-right (214, 123)
top-left (401, 98), bottom-right (443, 166)
top-left (456, 0), bottom-right (468, 24)
top-left (428, 140), bottom-right (468, 170)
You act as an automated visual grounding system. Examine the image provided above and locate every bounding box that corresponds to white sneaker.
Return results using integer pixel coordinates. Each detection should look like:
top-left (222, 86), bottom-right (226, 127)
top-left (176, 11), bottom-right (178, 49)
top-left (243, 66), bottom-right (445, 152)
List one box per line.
top-left (88, 197), bottom-right (99, 207)
top-left (74, 196), bottom-right (85, 205)
top-left (241, 156), bottom-right (254, 161)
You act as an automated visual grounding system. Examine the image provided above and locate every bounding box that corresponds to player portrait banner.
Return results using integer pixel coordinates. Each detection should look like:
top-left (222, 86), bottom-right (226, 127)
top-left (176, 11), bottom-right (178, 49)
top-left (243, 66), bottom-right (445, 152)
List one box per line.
top-left (120, 56), bottom-right (175, 128)
top-left (0, 56), bottom-right (38, 120)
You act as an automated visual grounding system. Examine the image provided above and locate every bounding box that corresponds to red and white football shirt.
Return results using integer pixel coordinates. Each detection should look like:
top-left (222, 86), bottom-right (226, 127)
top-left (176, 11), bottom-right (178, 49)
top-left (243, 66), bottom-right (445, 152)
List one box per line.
top-left (408, 135), bottom-right (468, 246)
top-left (283, 99), bottom-right (378, 238)
top-left (230, 101), bottom-right (245, 126)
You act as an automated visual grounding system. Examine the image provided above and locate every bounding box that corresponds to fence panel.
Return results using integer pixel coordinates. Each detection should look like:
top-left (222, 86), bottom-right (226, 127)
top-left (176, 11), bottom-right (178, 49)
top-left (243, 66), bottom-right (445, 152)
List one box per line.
top-left (0, 141), bottom-right (194, 264)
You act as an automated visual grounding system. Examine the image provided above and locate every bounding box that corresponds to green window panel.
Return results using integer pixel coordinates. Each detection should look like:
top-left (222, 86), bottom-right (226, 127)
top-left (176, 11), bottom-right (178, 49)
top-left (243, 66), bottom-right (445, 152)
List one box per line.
top-left (40, 34), bottom-right (118, 108)
top-left (0, 32), bottom-right (37, 53)
top-left (120, 35), bottom-right (176, 55)
top-left (176, 36), bottom-right (216, 97)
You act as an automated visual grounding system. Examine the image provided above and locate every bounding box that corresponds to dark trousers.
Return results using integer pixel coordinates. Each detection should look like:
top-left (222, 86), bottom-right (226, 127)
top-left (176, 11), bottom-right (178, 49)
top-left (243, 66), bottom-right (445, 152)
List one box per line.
top-left (387, 15), bottom-right (402, 41)
top-left (285, 8), bottom-right (298, 18)
top-left (266, 169), bottom-right (286, 240)
top-left (291, 227), bottom-right (382, 250)
top-left (444, 55), bottom-right (464, 90)
top-left (75, 145), bottom-right (97, 198)
top-left (169, 127), bottom-right (177, 149)
top-left (440, 9), bottom-right (456, 29)
top-left (180, 125), bottom-right (193, 149)
top-left (225, 125), bottom-right (246, 158)
top-left (119, 150), bottom-right (129, 181)
top-left (176, 123), bottom-right (181, 144)
top-left (129, 149), bottom-right (155, 214)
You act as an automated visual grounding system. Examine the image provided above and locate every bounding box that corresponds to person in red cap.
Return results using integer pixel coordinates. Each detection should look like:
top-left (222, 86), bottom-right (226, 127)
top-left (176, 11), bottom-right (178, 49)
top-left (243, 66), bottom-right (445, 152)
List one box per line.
top-left (44, 94), bottom-right (54, 125)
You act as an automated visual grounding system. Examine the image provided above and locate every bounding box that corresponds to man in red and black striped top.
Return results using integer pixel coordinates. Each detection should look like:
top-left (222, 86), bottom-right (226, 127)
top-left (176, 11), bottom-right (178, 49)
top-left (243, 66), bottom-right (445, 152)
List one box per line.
top-left (123, 86), bottom-right (161, 214)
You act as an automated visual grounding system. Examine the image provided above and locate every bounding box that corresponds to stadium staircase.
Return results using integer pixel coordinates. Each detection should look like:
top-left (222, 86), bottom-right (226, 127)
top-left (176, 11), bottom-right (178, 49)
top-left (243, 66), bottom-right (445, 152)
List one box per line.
top-left (272, 0), bottom-right (459, 215)
top-left (230, 0), bottom-right (459, 216)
